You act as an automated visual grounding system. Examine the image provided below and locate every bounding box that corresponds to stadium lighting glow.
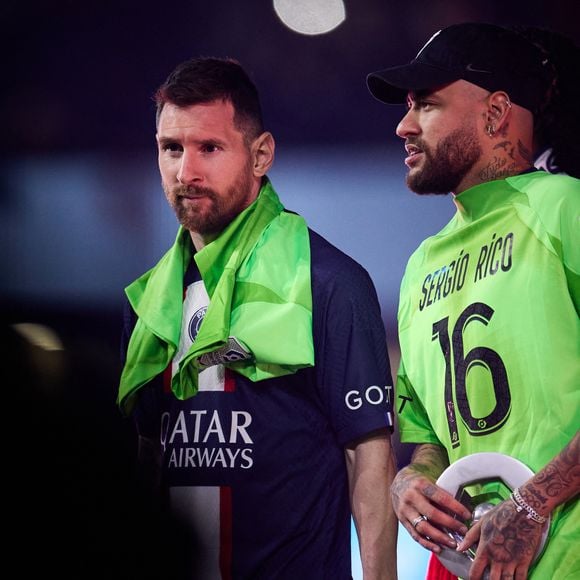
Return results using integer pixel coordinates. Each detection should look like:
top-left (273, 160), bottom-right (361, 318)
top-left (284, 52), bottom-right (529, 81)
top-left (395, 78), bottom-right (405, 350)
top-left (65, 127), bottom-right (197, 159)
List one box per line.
top-left (273, 0), bottom-right (346, 36)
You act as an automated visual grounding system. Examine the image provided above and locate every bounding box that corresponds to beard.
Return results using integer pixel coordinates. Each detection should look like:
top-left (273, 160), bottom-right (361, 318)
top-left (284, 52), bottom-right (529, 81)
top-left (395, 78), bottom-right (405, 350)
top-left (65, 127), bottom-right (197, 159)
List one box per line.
top-left (164, 161), bottom-right (255, 236)
top-left (407, 126), bottom-right (482, 195)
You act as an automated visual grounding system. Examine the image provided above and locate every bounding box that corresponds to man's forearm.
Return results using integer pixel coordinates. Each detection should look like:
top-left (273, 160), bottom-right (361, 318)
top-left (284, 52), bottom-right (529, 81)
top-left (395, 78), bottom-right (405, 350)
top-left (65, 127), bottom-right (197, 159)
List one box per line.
top-left (520, 430), bottom-right (580, 518)
top-left (390, 442), bottom-right (472, 554)
top-left (346, 430), bottom-right (398, 580)
top-left (404, 443), bottom-right (449, 480)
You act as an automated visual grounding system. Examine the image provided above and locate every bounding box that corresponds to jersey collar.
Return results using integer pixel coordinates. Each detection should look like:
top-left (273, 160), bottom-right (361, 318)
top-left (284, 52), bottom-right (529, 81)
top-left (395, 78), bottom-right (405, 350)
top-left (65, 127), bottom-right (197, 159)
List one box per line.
top-left (453, 169), bottom-right (542, 222)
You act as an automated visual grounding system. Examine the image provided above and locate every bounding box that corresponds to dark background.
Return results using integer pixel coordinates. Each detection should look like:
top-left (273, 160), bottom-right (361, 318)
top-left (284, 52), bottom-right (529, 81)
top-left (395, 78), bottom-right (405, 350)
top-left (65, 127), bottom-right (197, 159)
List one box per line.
top-left (2, 0), bottom-right (578, 155)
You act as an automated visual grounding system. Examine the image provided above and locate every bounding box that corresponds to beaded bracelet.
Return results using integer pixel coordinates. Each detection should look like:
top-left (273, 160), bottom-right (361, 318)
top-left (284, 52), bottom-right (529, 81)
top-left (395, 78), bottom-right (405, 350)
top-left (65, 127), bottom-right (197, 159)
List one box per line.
top-left (510, 487), bottom-right (547, 524)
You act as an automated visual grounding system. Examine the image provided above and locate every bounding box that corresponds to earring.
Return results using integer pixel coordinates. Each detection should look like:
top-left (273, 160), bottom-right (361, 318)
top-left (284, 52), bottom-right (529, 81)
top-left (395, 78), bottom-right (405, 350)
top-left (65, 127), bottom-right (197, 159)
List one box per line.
top-left (486, 124), bottom-right (496, 137)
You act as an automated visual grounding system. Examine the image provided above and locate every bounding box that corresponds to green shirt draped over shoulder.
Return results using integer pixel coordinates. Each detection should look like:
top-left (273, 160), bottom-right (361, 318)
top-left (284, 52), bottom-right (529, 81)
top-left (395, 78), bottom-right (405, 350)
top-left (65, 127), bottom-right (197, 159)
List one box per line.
top-left (119, 180), bottom-right (313, 415)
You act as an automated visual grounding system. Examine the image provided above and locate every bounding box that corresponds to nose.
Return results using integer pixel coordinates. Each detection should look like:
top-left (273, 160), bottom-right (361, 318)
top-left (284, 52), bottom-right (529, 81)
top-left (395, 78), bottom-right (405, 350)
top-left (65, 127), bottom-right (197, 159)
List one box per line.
top-left (396, 108), bottom-right (420, 140)
top-left (177, 150), bottom-right (203, 185)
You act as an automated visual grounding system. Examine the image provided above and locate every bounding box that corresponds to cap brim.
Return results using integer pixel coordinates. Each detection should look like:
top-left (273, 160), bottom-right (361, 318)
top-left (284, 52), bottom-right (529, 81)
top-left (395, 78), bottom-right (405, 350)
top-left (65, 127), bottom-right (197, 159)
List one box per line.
top-left (367, 61), bottom-right (461, 104)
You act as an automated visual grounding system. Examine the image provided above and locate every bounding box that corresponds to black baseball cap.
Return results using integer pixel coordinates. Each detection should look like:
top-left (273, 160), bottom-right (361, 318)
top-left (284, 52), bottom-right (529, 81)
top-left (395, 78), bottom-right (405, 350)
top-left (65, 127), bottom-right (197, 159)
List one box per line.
top-left (367, 22), bottom-right (551, 113)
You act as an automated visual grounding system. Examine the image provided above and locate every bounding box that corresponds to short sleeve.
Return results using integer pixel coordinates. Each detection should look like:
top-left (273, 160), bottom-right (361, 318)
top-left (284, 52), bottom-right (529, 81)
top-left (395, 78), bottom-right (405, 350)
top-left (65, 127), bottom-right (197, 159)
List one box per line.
top-left (396, 356), bottom-right (441, 446)
top-left (310, 236), bottom-right (394, 446)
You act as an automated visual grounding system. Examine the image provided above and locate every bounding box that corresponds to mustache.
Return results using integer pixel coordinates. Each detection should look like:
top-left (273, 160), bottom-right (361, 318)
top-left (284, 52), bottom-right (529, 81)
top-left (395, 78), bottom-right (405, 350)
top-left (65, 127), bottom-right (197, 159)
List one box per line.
top-left (173, 185), bottom-right (216, 198)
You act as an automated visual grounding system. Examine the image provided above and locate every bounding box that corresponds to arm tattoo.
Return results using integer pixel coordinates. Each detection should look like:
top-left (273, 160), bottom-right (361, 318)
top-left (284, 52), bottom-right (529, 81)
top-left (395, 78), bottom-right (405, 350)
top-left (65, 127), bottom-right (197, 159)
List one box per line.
top-left (391, 444), bottom-right (449, 509)
top-left (521, 431), bottom-right (580, 514)
top-left (411, 444), bottom-right (450, 478)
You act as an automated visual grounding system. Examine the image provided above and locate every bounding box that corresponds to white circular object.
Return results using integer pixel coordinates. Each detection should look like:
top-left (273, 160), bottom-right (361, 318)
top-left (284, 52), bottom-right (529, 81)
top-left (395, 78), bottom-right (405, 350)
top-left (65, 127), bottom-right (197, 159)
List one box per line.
top-left (435, 452), bottom-right (550, 579)
top-left (437, 452), bottom-right (536, 494)
top-left (273, 0), bottom-right (346, 36)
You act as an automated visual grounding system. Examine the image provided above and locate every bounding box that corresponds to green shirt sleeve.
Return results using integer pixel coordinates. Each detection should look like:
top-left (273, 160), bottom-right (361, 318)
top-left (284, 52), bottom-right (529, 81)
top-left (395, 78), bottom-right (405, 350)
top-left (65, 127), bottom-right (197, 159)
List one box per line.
top-left (396, 356), bottom-right (442, 446)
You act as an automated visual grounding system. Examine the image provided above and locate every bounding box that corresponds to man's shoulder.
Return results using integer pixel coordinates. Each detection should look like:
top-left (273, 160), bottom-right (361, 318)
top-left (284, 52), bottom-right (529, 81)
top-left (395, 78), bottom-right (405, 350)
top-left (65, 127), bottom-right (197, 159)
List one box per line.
top-left (509, 170), bottom-right (580, 201)
top-left (506, 171), bottom-right (580, 230)
top-left (308, 228), bottom-right (371, 280)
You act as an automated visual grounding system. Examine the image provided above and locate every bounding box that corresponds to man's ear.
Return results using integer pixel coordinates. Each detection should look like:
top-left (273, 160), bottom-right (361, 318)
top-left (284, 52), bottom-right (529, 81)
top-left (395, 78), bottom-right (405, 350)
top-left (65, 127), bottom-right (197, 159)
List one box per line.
top-left (485, 91), bottom-right (513, 136)
top-left (251, 132), bottom-right (275, 176)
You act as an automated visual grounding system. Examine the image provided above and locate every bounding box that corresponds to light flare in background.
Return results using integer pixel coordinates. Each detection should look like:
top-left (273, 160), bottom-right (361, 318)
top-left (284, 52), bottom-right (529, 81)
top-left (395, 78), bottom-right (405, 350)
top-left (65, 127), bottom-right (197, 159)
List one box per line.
top-left (273, 0), bottom-right (346, 35)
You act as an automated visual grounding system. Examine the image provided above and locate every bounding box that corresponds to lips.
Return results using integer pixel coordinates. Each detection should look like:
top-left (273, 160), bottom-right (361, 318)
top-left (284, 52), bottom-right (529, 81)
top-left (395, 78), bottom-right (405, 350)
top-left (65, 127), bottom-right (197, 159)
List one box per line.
top-left (404, 143), bottom-right (423, 167)
top-left (175, 186), bottom-right (215, 200)
top-left (180, 193), bottom-right (205, 200)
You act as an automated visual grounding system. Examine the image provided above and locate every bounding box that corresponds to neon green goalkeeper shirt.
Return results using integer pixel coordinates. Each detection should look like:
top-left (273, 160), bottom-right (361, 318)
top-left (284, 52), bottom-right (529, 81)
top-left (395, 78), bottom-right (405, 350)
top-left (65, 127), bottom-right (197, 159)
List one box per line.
top-left (396, 170), bottom-right (579, 578)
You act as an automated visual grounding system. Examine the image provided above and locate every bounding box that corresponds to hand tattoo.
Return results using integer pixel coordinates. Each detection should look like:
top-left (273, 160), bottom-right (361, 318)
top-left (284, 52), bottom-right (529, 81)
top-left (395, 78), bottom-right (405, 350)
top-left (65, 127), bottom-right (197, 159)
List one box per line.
top-left (479, 502), bottom-right (539, 564)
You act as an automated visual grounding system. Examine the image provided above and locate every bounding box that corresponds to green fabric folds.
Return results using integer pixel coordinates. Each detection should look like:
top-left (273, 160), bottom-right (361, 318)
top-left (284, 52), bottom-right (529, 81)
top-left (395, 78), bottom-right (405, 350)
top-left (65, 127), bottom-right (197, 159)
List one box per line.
top-left (118, 180), bottom-right (313, 414)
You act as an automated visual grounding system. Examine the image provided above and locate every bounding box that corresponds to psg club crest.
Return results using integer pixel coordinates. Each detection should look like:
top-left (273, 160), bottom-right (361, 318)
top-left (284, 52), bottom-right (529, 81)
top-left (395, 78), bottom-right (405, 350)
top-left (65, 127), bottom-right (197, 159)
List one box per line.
top-left (188, 307), bottom-right (208, 342)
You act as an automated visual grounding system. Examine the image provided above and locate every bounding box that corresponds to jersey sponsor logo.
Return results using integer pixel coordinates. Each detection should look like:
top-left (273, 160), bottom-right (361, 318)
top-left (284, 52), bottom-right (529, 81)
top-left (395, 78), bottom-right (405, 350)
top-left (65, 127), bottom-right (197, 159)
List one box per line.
top-left (418, 231), bottom-right (514, 311)
top-left (161, 409), bottom-right (254, 470)
top-left (345, 384), bottom-right (393, 410)
top-left (167, 446), bottom-right (253, 469)
top-left (397, 394), bottom-right (413, 413)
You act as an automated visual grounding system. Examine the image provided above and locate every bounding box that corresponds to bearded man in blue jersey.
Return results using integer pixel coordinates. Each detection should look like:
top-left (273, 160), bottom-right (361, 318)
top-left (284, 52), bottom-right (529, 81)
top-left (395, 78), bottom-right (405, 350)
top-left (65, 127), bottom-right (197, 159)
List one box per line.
top-left (119, 57), bottom-right (398, 579)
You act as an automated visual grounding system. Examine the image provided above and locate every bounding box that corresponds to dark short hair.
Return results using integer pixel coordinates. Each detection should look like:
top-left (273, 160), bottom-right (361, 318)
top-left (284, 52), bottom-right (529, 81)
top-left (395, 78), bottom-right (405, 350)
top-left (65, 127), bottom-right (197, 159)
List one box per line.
top-left (154, 57), bottom-right (264, 141)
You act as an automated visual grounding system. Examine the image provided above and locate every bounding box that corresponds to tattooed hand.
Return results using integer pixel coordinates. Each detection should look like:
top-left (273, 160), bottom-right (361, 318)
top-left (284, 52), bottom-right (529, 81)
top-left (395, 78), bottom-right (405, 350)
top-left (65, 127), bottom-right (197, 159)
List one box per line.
top-left (458, 499), bottom-right (543, 580)
top-left (391, 444), bottom-right (472, 553)
top-left (458, 431), bottom-right (580, 579)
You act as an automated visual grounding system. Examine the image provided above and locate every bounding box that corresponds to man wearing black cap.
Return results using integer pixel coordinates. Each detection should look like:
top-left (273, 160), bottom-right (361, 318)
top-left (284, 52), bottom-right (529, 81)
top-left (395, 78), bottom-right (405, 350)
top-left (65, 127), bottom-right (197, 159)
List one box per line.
top-left (367, 22), bottom-right (579, 580)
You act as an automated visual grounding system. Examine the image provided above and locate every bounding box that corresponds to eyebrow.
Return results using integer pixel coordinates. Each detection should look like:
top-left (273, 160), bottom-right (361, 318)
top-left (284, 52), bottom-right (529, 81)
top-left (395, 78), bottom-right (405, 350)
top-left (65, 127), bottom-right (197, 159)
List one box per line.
top-left (156, 136), bottom-right (227, 148)
top-left (407, 88), bottom-right (442, 107)
top-left (409, 89), bottom-right (436, 100)
top-left (156, 136), bottom-right (178, 146)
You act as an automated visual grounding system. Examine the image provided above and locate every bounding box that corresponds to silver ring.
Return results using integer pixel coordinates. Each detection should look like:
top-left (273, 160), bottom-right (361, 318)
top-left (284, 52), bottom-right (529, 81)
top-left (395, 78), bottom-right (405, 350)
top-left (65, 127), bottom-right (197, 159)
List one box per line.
top-left (411, 514), bottom-right (427, 528)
